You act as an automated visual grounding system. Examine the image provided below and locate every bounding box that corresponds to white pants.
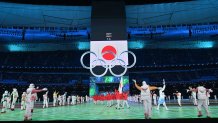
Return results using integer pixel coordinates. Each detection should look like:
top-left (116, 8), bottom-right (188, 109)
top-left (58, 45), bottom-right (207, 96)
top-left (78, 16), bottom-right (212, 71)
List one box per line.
top-left (53, 98), bottom-right (57, 106)
top-left (77, 99), bottom-right (80, 104)
top-left (67, 99), bottom-right (70, 105)
top-left (11, 98), bottom-right (18, 109)
top-left (115, 100), bottom-right (121, 109)
top-left (59, 100), bottom-right (62, 106)
top-left (1, 101), bottom-right (7, 112)
top-left (207, 97), bottom-right (210, 105)
top-left (122, 100), bottom-right (130, 108)
top-left (193, 97), bottom-right (198, 105)
top-left (197, 99), bottom-right (210, 116)
top-left (30, 101), bottom-right (34, 110)
top-left (134, 97), bottom-right (137, 102)
top-left (107, 100), bottom-right (112, 107)
top-left (93, 100), bottom-right (97, 104)
top-left (157, 98), bottom-right (168, 110)
top-left (62, 99), bottom-right (66, 105)
top-left (21, 100), bottom-right (26, 110)
top-left (43, 100), bottom-right (48, 108)
top-left (142, 97), bottom-right (152, 118)
top-left (24, 101), bottom-right (34, 120)
top-left (7, 100), bottom-right (11, 109)
top-left (177, 98), bottom-right (181, 106)
top-left (153, 99), bottom-right (157, 105)
top-left (71, 99), bottom-right (76, 105)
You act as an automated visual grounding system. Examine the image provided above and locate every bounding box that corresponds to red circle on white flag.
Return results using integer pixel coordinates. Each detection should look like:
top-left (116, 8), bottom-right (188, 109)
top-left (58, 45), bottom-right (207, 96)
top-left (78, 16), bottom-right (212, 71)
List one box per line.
top-left (101, 45), bottom-right (117, 60)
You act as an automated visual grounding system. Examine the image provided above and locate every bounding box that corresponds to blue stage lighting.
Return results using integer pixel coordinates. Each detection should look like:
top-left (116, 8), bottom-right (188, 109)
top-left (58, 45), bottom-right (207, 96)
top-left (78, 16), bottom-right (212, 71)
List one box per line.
top-left (128, 41), bottom-right (145, 49)
top-left (195, 41), bottom-right (214, 48)
top-left (7, 44), bottom-right (24, 51)
top-left (77, 42), bottom-right (90, 50)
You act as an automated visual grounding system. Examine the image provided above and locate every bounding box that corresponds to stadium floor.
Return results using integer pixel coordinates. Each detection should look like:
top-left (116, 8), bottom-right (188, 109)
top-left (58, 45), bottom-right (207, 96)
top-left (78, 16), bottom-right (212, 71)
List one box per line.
top-left (0, 101), bottom-right (218, 121)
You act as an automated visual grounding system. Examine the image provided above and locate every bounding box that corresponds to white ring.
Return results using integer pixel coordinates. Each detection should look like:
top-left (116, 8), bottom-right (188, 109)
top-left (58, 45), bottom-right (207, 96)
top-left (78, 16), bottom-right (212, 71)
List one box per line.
top-left (119, 51), bottom-right (136, 68)
top-left (90, 58), bottom-right (108, 77)
top-left (80, 50), bottom-right (136, 77)
top-left (90, 67), bottom-right (108, 78)
top-left (109, 58), bottom-right (127, 77)
top-left (91, 58), bottom-right (108, 69)
top-left (80, 51), bottom-right (97, 69)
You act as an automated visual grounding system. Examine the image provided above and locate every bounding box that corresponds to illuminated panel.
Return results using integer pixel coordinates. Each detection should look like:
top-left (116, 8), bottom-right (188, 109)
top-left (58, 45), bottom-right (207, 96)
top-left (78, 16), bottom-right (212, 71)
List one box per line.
top-left (89, 76), bottom-right (129, 96)
top-left (90, 76), bottom-right (129, 83)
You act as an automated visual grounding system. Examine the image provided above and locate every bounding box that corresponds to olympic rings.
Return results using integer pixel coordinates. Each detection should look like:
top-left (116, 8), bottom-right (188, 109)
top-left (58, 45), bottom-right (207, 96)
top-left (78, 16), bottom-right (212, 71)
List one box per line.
top-left (109, 58), bottom-right (127, 77)
top-left (80, 51), bottom-right (97, 69)
top-left (80, 50), bottom-right (136, 77)
top-left (118, 51), bottom-right (136, 68)
top-left (90, 58), bottom-right (108, 77)
top-left (91, 58), bottom-right (108, 69)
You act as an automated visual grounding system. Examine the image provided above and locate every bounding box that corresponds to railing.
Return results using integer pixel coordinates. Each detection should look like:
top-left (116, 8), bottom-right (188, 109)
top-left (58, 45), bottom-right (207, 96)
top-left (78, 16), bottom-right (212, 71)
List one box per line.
top-left (128, 23), bottom-right (218, 36)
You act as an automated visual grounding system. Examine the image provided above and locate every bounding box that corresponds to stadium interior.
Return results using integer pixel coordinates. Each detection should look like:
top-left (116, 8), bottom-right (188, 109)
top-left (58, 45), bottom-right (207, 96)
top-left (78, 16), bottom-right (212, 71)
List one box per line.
top-left (0, 0), bottom-right (218, 121)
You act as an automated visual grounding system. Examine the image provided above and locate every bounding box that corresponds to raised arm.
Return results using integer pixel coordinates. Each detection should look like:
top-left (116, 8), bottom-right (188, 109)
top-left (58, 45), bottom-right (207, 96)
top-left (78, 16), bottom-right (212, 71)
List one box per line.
top-left (186, 89), bottom-right (190, 93)
top-left (188, 87), bottom-right (197, 92)
top-left (207, 89), bottom-right (213, 93)
top-left (160, 79), bottom-right (166, 91)
top-left (149, 86), bottom-right (158, 91)
top-left (132, 79), bottom-right (145, 91)
top-left (161, 84), bottom-right (166, 91)
top-left (32, 88), bottom-right (47, 94)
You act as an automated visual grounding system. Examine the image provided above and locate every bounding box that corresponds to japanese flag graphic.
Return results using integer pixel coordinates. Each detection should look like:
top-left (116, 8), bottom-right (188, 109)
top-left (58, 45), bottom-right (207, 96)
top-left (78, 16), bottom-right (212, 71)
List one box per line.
top-left (90, 40), bottom-right (128, 66)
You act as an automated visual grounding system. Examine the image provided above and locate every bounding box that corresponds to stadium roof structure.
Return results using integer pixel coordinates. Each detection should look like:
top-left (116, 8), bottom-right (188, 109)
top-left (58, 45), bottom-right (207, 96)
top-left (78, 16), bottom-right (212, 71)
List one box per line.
top-left (0, 0), bottom-right (217, 27)
top-left (0, 2), bottom-right (91, 27)
top-left (0, 0), bottom-right (192, 6)
top-left (126, 0), bottom-right (218, 26)
top-left (0, 0), bottom-right (218, 51)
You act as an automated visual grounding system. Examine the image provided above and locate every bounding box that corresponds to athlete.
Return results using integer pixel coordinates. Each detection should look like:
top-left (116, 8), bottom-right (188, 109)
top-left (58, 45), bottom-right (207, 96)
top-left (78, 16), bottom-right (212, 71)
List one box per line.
top-left (1, 91), bottom-right (9, 113)
top-left (188, 83), bottom-right (212, 118)
top-left (173, 91), bottom-right (182, 106)
top-left (24, 83), bottom-right (47, 121)
top-left (133, 79), bottom-right (160, 119)
top-left (11, 88), bottom-right (19, 111)
top-left (157, 79), bottom-right (169, 110)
